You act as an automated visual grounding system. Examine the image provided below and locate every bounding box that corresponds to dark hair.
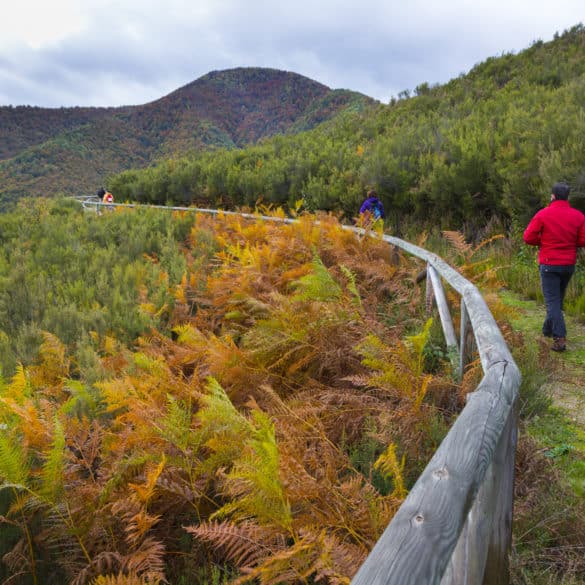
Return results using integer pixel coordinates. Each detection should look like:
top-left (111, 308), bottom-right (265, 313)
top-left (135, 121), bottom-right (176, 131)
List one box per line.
top-left (552, 181), bottom-right (570, 200)
top-left (97, 187), bottom-right (106, 197)
top-left (367, 189), bottom-right (377, 198)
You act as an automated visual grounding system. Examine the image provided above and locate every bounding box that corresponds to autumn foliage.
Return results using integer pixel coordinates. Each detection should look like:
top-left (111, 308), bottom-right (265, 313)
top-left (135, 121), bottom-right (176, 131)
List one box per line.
top-left (0, 207), bottom-right (459, 584)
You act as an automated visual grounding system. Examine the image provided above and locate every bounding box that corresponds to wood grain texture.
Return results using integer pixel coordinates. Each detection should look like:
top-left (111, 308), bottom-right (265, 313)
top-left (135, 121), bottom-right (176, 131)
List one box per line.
top-left (427, 264), bottom-right (458, 350)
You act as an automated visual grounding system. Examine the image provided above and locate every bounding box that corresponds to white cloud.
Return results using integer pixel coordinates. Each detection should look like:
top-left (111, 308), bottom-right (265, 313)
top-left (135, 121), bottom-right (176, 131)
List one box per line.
top-left (0, 0), bottom-right (583, 107)
top-left (0, 0), bottom-right (86, 49)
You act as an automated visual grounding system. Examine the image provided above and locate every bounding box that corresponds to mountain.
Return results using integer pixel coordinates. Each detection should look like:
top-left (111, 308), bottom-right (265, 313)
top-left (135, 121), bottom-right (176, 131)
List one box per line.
top-left (0, 68), bottom-right (375, 206)
top-left (106, 24), bottom-right (585, 226)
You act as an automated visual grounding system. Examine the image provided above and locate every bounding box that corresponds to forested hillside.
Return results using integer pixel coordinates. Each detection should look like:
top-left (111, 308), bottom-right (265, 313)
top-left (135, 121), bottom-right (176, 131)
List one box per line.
top-left (108, 25), bottom-right (585, 228)
top-left (2, 24), bottom-right (585, 585)
top-left (0, 68), bottom-right (373, 207)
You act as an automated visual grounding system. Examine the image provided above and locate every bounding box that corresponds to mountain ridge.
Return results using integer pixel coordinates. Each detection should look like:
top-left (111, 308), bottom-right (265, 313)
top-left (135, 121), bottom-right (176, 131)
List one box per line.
top-left (0, 67), bottom-right (375, 205)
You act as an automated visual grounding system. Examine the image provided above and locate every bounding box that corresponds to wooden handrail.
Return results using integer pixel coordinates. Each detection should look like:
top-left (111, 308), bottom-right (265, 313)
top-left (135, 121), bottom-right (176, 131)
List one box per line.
top-left (75, 199), bottom-right (521, 584)
top-left (353, 234), bottom-right (520, 585)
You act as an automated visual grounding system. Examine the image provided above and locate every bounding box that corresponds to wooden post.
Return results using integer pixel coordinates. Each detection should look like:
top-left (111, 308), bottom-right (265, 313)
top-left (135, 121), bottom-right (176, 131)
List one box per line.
top-left (482, 398), bottom-right (518, 585)
top-left (426, 262), bottom-right (434, 316)
top-left (427, 265), bottom-right (458, 352)
top-left (459, 300), bottom-right (469, 380)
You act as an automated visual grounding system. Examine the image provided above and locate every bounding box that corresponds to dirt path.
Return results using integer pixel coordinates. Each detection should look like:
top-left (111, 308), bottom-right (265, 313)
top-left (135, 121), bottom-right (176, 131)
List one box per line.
top-left (501, 291), bottom-right (585, 427)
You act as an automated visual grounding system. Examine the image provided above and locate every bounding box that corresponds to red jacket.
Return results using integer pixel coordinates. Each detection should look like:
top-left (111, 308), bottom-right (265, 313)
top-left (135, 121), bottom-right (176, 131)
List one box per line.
top-left (523, 199), bottom-right (585, 265)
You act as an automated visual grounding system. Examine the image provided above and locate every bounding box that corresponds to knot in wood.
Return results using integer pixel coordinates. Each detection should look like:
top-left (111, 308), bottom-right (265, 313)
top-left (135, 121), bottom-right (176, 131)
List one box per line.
top-left (413, 513), bottom-right (424, 525)
top-left (432, 466), bottom-right (449, 480)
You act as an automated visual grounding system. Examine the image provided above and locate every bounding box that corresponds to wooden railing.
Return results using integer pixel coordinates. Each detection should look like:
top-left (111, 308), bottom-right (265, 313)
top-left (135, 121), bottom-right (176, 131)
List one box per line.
top-left (352, 235), bottom-right (521, 585)
top-left (77, 200), bottom-right (522, 584)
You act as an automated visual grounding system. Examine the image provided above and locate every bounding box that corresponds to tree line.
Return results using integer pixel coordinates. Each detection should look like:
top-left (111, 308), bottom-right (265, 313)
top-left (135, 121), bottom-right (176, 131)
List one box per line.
top-left (109, 25), bottom-right (585, 231)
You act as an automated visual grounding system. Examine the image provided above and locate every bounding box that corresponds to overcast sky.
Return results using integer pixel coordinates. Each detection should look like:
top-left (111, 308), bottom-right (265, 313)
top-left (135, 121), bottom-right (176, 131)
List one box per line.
top-left (0, 0), bottom-right (583, 108)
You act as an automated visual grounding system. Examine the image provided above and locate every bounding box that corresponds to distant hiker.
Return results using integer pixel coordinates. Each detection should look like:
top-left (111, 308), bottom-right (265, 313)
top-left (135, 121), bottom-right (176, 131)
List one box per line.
top-left (359, 190), bottom-right (385, 221)
top-left (523, 181), bottom-right (585, 352)
top-left (96, 187), bottom-right (113, 203)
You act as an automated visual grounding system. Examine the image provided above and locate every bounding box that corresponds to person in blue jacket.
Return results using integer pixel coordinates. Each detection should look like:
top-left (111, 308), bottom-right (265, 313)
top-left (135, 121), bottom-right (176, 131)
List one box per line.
top-left (359, 190), bottom-right (385, 220)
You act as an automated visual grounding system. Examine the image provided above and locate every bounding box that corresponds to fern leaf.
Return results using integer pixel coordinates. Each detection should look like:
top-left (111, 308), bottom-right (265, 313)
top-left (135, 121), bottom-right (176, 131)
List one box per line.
top-left (196, 378), bottom-right (251, 443)
top-left (291, 253), bottom-right (342, 302)
top-left (185, 519), bottom-right (281, 568)
top-left (128, 457), bottom-right (166, 506)
top-left (60, 379), bottom-right (99, 418)
top-left (340, 265), bottom-right (362, 308)
top-left (156, 395), bottom-right (193, 452)
top-left (121, 535), bottom-right (166, 581)
top-left (171, 323), bottom-right (203, 346)
top-left (374, 443), bottom-right (407, 499)
top-left (472, 233), bottom-right (504, 255)
top-left (442, 230), bottom-right (471, 258)
top-left (405, 318), bottom-right (433, 375)
top-left (231, 529), bottom-right (359, 585)
top-left (132, 353), bottom-right (167, 376)
top-left (0, 428), bottom-right (30, 487)
top-left (39, 416), bottom-right (66, 503)
top-left (91, 572), bottom-right (161, 584)
top-left (6, 363), bottom-right (30, 399)
top-left (212, 409), bottom-right (292, 531)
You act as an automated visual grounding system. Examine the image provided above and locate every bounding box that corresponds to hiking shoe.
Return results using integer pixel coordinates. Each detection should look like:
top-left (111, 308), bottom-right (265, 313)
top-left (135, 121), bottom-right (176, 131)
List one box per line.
top-left (552, 337), bottom-right (567, 352)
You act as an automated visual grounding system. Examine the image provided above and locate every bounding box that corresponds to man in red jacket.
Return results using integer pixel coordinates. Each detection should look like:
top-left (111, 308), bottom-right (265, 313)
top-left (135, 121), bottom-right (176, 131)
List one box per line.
top-left (523, 181), bottom-right (585, 351)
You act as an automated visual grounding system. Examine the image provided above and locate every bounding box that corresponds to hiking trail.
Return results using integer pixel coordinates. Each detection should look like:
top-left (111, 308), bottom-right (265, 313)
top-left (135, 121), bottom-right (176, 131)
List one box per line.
top-left (502, 291), bottom-right (585, 428)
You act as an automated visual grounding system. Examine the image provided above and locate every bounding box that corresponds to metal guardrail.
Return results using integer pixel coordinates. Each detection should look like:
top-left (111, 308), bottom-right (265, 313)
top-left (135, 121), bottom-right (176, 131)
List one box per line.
top-left (75, 199), bottom-right (521, 584)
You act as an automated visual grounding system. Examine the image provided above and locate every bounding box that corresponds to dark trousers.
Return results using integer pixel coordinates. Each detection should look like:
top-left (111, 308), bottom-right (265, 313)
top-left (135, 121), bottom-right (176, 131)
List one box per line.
top-left (539, 264), bottom-right (574, 338)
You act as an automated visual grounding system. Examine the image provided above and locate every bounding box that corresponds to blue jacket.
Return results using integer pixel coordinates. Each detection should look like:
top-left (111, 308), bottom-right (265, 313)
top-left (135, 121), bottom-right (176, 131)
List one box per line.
top-left (359, 197), bottom-right (385, 219)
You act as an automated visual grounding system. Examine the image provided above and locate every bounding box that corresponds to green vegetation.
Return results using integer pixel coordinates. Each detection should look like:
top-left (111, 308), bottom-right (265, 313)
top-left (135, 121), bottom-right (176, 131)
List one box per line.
top-left (0, 201), bottom-right (461, 584)
top-left (498, 293), bottom-right (585, 585)
top-left (0, 69), bottom-right (372, 207)
top-left (107, 25), bottom-right (585, 229)
top-left (0, 198), bottom-right (195, 376)
top-left (2, 21), bottom-right (585, 585)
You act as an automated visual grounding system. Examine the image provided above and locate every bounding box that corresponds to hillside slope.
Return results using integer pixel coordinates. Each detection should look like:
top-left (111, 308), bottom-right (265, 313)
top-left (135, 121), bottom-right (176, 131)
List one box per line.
top-left (0, 67), bottom-right (375, 205)
top-left (104, 25), bottom-right (585, 225)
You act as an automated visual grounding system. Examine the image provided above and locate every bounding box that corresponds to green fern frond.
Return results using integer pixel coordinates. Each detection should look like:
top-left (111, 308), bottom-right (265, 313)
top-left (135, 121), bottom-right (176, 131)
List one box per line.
top-left (132, 353), bottom-right (167, 376)
top-left (39, 416), bottom-right (66, 503)
top-left (340, 265), bottom-right (362, 308)
top-left (405, 318), bottom-right (433, 375)
top-left (99, 454), bottom-right (151, 507)
top-left (373, 443), bottom-right (407, 499)
top-left (356, 327), bottom-right (433, 407)
top-left (197, 378), bottom-right (250, 437)
top-left (212, 410), bottom-right (292, 531)
top-left (355, 334), bottom-right (390, 372)
top-left (195, 378), bottom-right (253, 472)
top-left (291, 253), bottom-right (342, 303)
top-left (172, 323), bottom-right (206, 347)
top-left (60, 379), bottom-right (99, 418)
top-left (6, 363), bottom-right (30, 399)
top-left (156, 395), bottom-right (193, 452)
top-left (0, 428), bottom-right (30, 487)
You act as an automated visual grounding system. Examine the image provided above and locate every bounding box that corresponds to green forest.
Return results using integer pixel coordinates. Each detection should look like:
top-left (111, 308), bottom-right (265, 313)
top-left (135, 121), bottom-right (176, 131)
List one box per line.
top-left (0, 69), bottom-right (372, 206)
top-left (2, 23), bottom-right (585, 585)
top-left (108, 25), bottom-right (585, 230)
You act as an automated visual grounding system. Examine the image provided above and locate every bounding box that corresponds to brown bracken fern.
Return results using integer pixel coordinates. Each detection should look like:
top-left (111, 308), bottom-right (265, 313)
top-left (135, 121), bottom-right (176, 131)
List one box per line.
top-left (0, 210), bottom-right (463, 584)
